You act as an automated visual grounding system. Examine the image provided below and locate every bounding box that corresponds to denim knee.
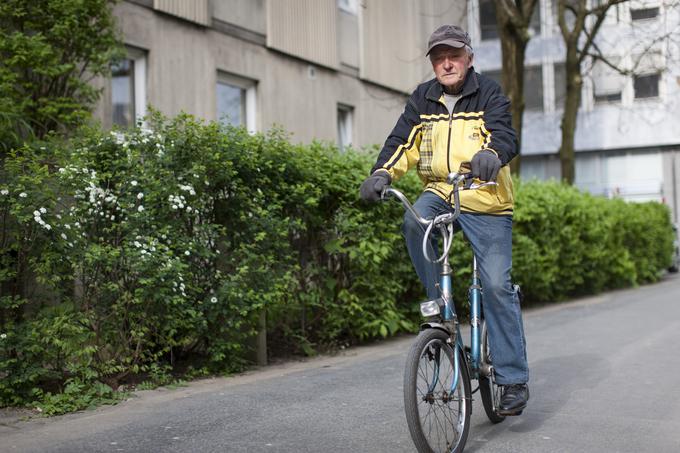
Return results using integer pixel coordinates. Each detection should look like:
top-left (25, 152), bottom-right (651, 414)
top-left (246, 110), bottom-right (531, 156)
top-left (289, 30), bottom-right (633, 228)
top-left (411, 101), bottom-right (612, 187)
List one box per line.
top-left (402, 211), bottom-right (421, 240)
top-left (483, 276), bottom-right (513, 302)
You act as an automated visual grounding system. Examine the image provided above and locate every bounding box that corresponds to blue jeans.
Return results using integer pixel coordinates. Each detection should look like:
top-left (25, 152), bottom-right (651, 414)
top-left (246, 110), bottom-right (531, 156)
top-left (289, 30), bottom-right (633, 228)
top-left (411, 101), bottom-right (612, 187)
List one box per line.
top-left (402, 191), bottom-right (529, 385)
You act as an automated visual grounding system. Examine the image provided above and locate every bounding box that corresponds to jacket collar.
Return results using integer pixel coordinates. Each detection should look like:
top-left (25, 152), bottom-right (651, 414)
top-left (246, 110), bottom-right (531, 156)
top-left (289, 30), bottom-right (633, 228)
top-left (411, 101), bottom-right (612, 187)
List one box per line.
top-left (425, 67), bottom-right (479, 103)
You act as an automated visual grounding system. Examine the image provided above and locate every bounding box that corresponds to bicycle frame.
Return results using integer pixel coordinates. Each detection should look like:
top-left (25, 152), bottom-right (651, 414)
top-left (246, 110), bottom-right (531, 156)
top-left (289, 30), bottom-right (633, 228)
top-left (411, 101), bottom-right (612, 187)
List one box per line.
top-left (384, 174), bottom-right (496, 388)
top-left (435, 252), bottom-right (483, 394)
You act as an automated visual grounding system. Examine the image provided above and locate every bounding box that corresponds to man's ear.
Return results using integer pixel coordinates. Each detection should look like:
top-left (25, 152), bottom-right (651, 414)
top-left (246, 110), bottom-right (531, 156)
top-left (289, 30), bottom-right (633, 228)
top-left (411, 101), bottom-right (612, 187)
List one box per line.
top-left (467, 54), bottom-right (474, 69)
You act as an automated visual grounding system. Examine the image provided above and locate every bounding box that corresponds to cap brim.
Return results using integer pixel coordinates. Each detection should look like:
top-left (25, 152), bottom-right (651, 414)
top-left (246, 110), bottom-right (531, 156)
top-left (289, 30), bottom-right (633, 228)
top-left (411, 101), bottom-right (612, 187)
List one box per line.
top-left (426, 40), bottom-right (466, 56)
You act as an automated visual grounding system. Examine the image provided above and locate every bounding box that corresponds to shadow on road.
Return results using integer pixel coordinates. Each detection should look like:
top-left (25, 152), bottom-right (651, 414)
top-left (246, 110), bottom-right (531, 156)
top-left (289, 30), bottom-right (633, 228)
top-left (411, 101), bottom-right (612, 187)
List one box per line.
top-left (465, 352), bottom-right (608, 452)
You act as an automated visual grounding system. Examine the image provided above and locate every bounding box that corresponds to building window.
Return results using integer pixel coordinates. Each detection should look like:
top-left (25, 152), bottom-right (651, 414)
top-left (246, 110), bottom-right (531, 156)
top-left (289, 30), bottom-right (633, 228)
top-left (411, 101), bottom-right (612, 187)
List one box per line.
top-left (111, 48), bottom-right (146, 128)
top-left (217, 83), bottom-right (245, 127)
top-left (337, 104), bottom-right (353, 151)
top-left (631, 7), bottom-right (659, 21)
top-left (592, 59), bottom-right (624, 104)
top-left (111, 60), bottom-right (135, 127)
top-left (338, 0), bottom-right (358, 15)
top-left (634, 73), bottom-right (660, 99)
top-left (216, 73), bottom-right (257, 133)
top-left (479, 0), bottom-right (498, 41)
top-left (524, 66), bottom-right (544, 111)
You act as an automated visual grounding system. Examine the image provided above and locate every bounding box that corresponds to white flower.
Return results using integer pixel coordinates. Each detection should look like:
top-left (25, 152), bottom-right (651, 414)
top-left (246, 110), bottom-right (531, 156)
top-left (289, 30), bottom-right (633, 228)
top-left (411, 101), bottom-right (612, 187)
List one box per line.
top-left (131, 180), bottom-right (138, 186)
top-left (210, 297), bottom-right (217, 304)
top-left (137, 192), bottom-right (144, 200)
top-left (44, 224), bottom-right (51, 230)
top-left (134, 241), bottom-right (142, 248)
top-left (60, 233), bottom-right (67, 240)
top-left (186, 206), bottom-right (192, 212)
top-left (137, 205), bottom-right (144, 212)
top-left (0, 333), bottom-right (6, 339)
top-left (179, 184), bottom-right (196, 196)
top-left (0, 189), bottom-right (8, 195)
top-left (33, 210), bottom-right (41, 217)
top-left (19, 192), bottom-right (27, 198)
top-left (39, 207), bottom-right (46, 214)
top-left (65, 224), bottom-right (71, 229)
top-left (184, 250), bottom-right (190, 256)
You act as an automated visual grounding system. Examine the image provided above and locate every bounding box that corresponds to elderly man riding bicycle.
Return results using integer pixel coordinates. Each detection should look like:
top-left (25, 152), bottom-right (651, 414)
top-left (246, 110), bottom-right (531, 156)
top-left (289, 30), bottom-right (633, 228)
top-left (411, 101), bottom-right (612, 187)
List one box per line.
top-left (360, 24), bottom-right (530, 416)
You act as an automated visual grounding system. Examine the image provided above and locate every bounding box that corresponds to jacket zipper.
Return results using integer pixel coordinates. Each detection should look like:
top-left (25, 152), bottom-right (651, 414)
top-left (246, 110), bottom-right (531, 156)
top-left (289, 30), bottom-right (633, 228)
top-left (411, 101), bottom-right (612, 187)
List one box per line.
top-left (446, 112), bottom-right (452, 174)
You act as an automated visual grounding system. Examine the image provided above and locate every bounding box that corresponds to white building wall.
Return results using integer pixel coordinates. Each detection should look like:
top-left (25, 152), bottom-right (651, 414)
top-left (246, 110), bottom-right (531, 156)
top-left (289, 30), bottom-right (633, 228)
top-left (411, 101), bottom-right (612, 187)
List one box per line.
top-left (469, 0), bottom-right (680, 220)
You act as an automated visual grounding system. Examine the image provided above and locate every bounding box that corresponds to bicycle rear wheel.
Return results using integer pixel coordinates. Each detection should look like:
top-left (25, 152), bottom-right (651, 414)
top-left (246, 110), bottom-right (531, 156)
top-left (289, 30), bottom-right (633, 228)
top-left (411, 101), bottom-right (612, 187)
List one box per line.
top-left (479, 320), bottom-right (505, 424)
top-left (404, 328), bottom-right (471, 453)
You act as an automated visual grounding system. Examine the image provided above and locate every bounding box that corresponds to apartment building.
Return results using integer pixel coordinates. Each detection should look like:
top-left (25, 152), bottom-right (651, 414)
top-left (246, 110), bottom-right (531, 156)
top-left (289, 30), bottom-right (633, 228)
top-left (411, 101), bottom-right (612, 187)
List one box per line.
top-left (94, 0), bottom-right (466, 151)
top-left (469, 0), bottom-right (680, 222)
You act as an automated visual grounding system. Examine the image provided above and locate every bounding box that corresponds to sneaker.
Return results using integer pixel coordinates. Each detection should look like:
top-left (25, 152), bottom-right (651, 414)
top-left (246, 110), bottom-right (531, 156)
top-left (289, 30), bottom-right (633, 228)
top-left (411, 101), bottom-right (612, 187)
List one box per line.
top-left (498, 383), bottom-right (529, 416)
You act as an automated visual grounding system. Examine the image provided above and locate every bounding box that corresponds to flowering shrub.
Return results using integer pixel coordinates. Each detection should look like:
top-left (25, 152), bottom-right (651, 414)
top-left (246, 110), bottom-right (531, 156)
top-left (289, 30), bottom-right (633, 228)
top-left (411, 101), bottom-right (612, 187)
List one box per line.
top-left (0, 112), bottom-right (674, 412)
top-left (0, 113), bottom-right (423, 410)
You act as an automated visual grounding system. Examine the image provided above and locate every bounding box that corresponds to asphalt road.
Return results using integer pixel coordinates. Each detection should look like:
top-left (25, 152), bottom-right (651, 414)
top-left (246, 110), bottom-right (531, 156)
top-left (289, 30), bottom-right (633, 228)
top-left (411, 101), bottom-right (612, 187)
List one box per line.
top-left (2, 273), bottom-right (680, 453)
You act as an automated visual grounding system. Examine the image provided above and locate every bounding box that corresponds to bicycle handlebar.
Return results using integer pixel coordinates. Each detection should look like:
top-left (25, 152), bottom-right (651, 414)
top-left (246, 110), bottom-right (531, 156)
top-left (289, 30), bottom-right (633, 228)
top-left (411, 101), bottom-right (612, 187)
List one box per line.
top-left (381, 171), bottom-right (497, 264)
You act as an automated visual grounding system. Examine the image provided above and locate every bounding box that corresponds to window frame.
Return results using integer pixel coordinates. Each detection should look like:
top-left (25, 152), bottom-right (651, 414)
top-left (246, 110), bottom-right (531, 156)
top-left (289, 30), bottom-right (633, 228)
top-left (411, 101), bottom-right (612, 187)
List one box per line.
top-left (216, 72), bottom-right (258, 134)
top-left (337, 103), bottom-right (354, 151)
top-left (110, 46), bottom-right (147, 128)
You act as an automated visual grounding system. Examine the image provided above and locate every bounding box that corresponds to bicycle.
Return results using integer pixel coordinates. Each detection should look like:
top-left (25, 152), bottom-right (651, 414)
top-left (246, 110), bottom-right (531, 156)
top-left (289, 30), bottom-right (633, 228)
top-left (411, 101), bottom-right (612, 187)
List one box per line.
top-left (382, 170), bottom-right (509, 453)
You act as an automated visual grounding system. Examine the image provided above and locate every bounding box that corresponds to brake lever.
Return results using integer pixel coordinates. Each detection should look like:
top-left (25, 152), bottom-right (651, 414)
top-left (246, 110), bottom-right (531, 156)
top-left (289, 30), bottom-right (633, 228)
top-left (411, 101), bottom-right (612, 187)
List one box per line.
top-left (468, 181), bottom-right (498, 190)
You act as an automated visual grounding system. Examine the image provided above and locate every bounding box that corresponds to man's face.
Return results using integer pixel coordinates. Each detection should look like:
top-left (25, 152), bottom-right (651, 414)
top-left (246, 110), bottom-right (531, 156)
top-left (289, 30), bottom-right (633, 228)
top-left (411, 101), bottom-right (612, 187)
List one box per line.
top-left (429, 45), bottom-right (473, 93)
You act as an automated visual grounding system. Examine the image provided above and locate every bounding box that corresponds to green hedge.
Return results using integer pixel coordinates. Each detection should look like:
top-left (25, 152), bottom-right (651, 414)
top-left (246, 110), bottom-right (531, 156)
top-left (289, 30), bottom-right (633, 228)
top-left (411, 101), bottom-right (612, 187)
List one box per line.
top-left (0, 114), bottom-right (674, 412)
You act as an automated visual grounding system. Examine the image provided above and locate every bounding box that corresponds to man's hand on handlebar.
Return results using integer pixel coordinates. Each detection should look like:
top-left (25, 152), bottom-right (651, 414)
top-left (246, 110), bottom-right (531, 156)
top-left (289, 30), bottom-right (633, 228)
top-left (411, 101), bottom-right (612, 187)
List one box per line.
top-left (359, 170), bottom-right (391, 202)
top-left (470, 149), bottom-right (501, 182)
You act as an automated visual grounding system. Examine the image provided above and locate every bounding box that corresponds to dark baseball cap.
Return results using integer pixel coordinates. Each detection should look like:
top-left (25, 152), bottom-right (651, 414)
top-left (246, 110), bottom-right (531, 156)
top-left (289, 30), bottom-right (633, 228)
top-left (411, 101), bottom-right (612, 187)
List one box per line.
top-left (426, 25), bottom-right (472, 56)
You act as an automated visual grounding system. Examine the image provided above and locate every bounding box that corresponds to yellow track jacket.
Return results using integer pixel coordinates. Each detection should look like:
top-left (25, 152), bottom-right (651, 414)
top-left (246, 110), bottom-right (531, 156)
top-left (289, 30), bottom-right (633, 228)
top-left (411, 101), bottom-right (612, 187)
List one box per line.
top-left (371, 70), bottom-right (518, 215)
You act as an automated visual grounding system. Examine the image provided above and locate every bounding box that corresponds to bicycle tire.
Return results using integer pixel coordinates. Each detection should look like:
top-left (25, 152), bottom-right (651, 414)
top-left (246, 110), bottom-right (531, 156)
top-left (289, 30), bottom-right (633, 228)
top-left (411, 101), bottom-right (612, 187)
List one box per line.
top-left (479, 321), bottom-right (505, 424)
top-left (404, 328), bottom-right (471, 453)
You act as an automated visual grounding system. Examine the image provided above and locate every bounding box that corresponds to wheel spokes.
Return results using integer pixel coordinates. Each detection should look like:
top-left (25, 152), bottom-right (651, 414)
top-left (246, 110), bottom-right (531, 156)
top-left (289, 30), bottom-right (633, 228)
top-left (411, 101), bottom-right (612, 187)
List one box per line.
top-left (415, 340), bottom-right (466, 452)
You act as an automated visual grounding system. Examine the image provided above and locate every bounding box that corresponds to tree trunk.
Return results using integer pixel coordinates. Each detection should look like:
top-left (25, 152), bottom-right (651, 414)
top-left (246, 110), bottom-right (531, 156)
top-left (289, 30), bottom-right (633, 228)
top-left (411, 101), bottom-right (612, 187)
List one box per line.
top-left (494, 0), bottom-right (537, 176)
top-left (558, 55), bottom-right (582, 185)
top-left (498, 34), bottom-right (526, 175)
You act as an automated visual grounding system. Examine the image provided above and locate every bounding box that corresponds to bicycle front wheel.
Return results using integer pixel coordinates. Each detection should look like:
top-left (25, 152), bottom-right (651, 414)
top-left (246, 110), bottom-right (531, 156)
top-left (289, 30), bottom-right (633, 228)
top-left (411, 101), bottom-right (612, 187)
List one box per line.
top-left (404, 328), bottom-right (471, 453)
top-left (479, 320), bottom-right (505, 424)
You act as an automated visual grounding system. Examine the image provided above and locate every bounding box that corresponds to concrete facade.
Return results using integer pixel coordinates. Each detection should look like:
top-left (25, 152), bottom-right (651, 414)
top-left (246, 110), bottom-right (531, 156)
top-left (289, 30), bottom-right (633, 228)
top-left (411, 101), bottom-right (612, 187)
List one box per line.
top-left (469, 0), bottom-right (680, 222)
top-left (95, 0), bottom-right (466, 150)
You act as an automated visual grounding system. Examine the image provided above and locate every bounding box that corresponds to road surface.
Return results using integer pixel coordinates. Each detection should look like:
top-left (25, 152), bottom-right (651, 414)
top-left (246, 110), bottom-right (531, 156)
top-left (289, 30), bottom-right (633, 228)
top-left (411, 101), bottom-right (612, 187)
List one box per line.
top-left (2, 274), bottom-right (680, 452)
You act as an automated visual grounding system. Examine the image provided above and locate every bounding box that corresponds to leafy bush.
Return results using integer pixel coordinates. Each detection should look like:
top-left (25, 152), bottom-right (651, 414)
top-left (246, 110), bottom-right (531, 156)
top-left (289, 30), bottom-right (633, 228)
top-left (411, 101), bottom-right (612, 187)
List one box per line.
top-left (0, 0), bottom-right (122, 148)
top-left (0, 114), bottom-right (675, 412)
top-left (512, 179), bottom-right (673, 303)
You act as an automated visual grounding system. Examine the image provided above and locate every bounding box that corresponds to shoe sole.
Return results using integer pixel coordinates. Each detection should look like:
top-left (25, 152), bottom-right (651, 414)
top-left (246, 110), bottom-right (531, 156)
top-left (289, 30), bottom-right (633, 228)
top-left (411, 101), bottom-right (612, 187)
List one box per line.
top-left (497, 402), bottom-right (527, 416)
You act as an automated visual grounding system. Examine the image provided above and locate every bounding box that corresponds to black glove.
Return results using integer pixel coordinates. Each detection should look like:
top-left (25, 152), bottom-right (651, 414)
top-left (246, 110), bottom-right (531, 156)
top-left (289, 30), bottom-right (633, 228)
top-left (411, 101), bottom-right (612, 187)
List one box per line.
top-left (359, 171), bottom-right (391, 202)
top-left (470, 150), bottom-right (502, 182)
